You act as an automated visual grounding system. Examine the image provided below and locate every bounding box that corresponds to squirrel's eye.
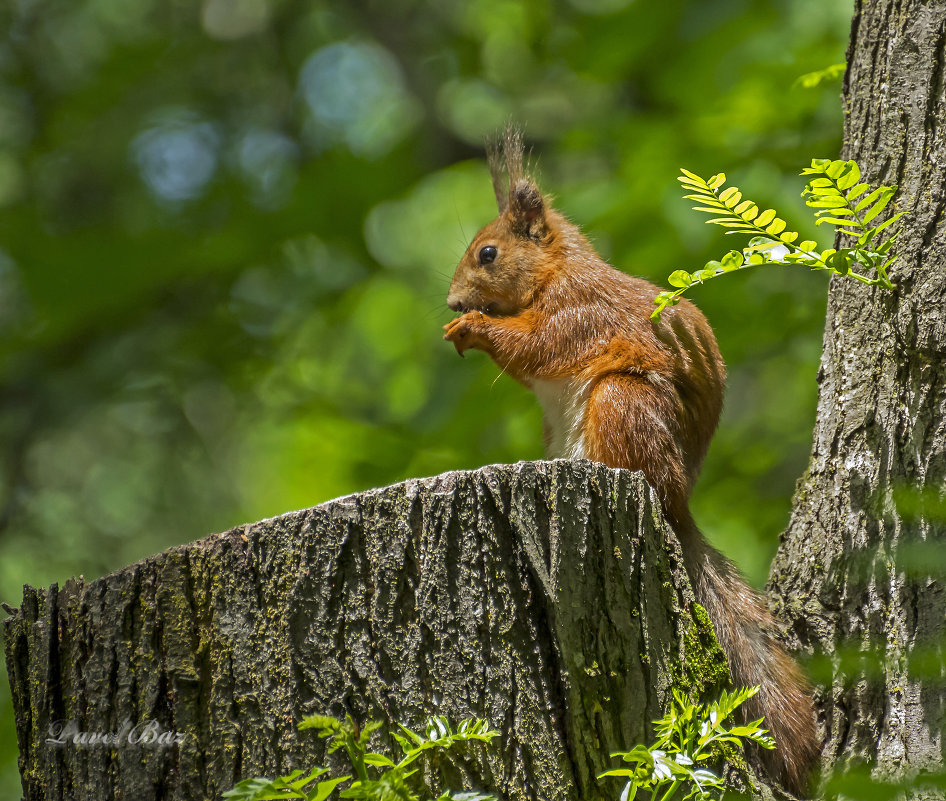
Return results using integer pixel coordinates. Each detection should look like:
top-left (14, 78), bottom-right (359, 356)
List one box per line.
top-left (478, 245), bottom-right (498, 265)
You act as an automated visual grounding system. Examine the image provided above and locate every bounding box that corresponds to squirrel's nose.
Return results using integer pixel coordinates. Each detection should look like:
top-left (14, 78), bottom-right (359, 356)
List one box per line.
top-left (447, 296), bottom-right (465, 313)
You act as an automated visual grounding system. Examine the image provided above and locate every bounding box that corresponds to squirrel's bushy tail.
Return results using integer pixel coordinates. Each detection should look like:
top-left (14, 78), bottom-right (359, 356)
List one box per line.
top-left (679, 521), bottom-right (818, 796)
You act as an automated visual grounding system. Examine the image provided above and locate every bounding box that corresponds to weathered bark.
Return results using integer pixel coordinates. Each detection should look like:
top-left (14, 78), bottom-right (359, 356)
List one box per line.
top-left (4, 460), bottom-right (736, 801)
top-left (769, 0), bottom-right (946, 788)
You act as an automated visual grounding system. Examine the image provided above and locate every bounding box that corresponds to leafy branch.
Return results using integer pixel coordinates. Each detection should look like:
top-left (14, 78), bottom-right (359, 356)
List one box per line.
top-left (598, 686), bottom-right (774, 801)
top-left (652, 158), bottom-right (902, 320)
top-left (223, 715), bottom-right (499, 801)
top-left (793, 62), bottom-right (845, 89)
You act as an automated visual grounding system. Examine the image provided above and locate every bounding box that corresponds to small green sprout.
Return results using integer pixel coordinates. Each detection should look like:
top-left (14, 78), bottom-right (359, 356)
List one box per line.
top-left (223, 714), bottom-right (499, 801)
top-left (599, 686), bottom-right (774, 801)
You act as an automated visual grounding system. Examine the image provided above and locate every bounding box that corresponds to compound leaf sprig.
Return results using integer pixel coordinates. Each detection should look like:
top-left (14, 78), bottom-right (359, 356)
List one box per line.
top-left (223, 714), bottom-right (498, 801)
top-left (652, 159), bottom-right (901, 320)
top-left (598, 686), bottom-right (774, 801)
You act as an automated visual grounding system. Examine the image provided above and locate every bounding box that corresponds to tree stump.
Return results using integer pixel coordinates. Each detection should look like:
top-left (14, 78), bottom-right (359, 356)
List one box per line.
top-left (4, 460), bottom-right (735, 801)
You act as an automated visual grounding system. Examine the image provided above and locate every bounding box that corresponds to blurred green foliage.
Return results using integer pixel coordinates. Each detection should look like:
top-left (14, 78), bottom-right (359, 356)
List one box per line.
top-left (0, 0), bottom-right (856, 794)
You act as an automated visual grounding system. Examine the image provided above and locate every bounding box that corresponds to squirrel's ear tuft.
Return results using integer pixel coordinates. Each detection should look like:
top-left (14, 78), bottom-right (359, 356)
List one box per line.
top-left (487, 141), bottom-right (509, 213)
top-left (509, 178), bottom-right (548, 240)
top-left (486, 124), bottom-right (547, 237)
top-left (487, 125), bottom-right (526, 214)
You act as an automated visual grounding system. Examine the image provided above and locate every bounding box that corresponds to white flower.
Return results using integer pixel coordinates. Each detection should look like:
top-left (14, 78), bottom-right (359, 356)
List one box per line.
top-left (675, 753), bottom-right (693, 765)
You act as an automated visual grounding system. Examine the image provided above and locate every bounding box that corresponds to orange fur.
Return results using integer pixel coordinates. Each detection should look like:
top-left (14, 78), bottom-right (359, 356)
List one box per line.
top-left (444, 131), bottom-right (818, 795)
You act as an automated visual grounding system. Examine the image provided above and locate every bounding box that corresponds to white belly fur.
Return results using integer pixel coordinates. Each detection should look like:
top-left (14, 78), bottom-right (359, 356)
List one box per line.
top-left (529, 378), bottom-right (591, 459)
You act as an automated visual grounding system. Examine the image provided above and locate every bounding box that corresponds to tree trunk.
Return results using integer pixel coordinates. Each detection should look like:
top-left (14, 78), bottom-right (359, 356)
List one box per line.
top-left (768, 0), bottom-right (946, 788)
top-left (4, 460), bottom-right (738, 801)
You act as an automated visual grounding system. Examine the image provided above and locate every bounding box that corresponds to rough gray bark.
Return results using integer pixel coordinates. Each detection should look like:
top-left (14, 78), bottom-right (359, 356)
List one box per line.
top-left (4, 460), bottom-right (736, 801)
top-left (769, 0), bottom-right (946, 788)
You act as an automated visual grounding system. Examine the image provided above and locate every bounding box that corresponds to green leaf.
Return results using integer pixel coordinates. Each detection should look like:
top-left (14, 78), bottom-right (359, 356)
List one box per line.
top-left (667, 270), bottom-right (692, 288)
top-left (765, 218), bottom-right (786, 235)
top-left (223, 778), bottom-right (285, 801)
top-left (615, 744), bottom-right (656, 762)
top-left (784, 252), bottom-right (819, 266)
top-left (827, 251), bottom-right (850, 275)
top-left (708, 173), bottom-right (726, 189)
top-left (755, 208), bottom-right (776, 226)
top-left (793, 62), bottom-right (845, 89)
top-left (859, 212), bottom-right (903, 245)
top-left (289, 768), bottom-right (330, 791)
top-left (814, 217), bottom-right (861, 231)
top-left (815, 206), bottom-right (855, 216)
top-left (836, 161), bottom-right (861, 190)
top-left (805, 184), bottom-right (840, 197)
top-left (690, 205), bottom-right (726, 214)
top-left (720, 250), bottom-right (743, 269)
top-left (309, 777), bottom-right (351, 801)
top-left (846, 182), bottom-right (870, 200)
top-left (682, 191), bottom-right (718, 200)
top-left (341, 772), bottom-right (418, 801)
top-left (363, 753), bottom-right (396, 768)
top-left (853, 186), bottom-right (883, 212)
top-left (598, 769), bottom-right (640, 778)
top-left (397, 724), bottom-right (425, 746)
top-left (358, 721), bottom-right (383, 750)
top-left (390, 732), bottom-right (413, 755)
top-left (825, 159), bottom-right (849, 179)
top-left (223, 768), bottom-right (344, 801)
top-left (861, 192), bottom-right (893, 223)
top-left (806, 196), bottom-right (848, 208)
top-left (300, 715), bottom-right (344, 733)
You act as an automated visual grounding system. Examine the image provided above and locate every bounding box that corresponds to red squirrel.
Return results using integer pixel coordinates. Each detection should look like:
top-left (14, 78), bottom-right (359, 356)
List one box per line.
top-left (443, 129), bottom-right (818, 795)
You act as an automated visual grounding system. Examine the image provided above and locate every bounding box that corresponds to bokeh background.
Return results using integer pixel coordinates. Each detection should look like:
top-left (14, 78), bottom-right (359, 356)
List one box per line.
top-left (0, 0), bottom-right (853, 793)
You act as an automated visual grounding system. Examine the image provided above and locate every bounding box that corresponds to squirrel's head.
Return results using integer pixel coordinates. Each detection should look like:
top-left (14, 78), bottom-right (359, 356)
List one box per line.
top-left (447, 128), bottom-right (555, 316)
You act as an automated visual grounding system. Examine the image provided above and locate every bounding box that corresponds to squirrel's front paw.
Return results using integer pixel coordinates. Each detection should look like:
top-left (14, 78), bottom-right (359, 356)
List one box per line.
top-left (443, 311), bottom-right (485, 356)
